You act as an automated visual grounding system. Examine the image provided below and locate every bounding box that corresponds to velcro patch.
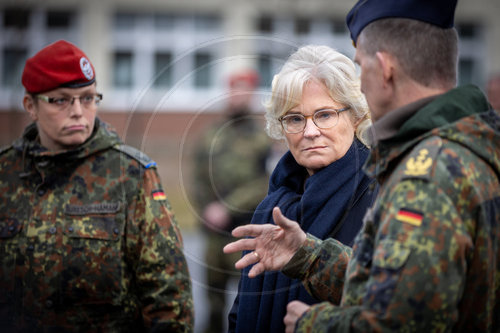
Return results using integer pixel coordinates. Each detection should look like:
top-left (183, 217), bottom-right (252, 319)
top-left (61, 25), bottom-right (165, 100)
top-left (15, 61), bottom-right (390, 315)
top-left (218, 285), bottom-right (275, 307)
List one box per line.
top-left (404, 148), bottom-right (433, 177)
top-left (396, 208), bottom-right (423, 226)
top-left (65, 202), bottom-right (121, 215)
top-left (401, 137), bottom-right (442, 182)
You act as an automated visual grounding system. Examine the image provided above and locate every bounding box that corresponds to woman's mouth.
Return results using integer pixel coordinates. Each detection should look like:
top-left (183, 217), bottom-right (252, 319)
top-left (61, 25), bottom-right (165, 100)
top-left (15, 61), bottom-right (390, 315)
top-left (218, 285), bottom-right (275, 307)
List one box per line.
top-left (65, 125), bottom-right (86, 131)
top-left (303, 146), bottom-right (326, 151)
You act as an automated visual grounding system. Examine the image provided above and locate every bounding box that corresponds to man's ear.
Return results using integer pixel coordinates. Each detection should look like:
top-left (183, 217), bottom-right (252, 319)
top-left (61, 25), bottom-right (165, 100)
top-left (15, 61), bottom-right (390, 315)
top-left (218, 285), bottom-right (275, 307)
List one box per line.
top-left (23, 94), bottom-right (38, 121)
top-left (375, 51), bottom-right (395, 87)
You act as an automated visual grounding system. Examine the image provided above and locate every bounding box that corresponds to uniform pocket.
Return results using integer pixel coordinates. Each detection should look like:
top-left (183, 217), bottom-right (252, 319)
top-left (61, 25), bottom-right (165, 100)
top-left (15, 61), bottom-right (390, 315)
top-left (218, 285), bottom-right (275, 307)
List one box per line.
top-left (373, 239), bottom-right (411, 270)
top-left (365, 239), bottom-right (412, 313)
top-left (62, 213), bottom-right (125, 305)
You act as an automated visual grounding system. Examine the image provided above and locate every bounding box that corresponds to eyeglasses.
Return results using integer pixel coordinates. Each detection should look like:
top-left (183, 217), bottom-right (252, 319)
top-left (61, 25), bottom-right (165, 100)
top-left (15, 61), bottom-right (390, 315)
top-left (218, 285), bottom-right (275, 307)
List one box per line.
top-left (36, 93), bottom-right (103, 109)
top-left (279, 107), bottom-right (351, 134)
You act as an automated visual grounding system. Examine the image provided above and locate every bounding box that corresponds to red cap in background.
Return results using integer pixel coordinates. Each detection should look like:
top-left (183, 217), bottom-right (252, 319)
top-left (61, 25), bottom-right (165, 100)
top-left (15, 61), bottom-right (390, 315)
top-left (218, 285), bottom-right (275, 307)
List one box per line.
top-left (228, 69), bottom-right (259, 89)
top-left (22, 40), bottom-right (95, 94)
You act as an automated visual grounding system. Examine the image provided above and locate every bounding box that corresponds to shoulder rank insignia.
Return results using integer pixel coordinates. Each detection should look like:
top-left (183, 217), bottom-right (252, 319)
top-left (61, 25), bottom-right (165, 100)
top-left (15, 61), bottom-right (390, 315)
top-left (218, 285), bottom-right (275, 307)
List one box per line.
top-left (113, 144), bottom-right (157, 169)
top-left (404, 148), bottom-right (432, 176)
top-left (401, 137), bottom-right (442, 181)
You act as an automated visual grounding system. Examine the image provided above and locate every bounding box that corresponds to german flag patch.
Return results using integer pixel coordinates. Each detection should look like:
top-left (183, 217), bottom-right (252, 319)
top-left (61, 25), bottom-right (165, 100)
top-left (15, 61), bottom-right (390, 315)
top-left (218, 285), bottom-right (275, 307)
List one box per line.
top-left (396, 208), bottom-right (423, 226)
top-left (152, 190), bottom-right (166, 201)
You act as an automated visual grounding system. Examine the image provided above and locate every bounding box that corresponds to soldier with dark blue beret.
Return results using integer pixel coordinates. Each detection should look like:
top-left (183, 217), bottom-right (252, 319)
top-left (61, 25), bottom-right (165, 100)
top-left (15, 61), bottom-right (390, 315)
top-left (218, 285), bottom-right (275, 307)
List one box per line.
top-left (224, 0), bottom-right (500, 331)
top-left (0, 40), bottom-right (194, 331)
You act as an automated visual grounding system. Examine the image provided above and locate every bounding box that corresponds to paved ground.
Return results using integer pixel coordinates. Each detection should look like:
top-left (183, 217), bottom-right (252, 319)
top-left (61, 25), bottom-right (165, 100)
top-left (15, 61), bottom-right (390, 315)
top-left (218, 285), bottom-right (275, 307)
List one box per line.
top-left (183, 229), bottom-right (239, 333)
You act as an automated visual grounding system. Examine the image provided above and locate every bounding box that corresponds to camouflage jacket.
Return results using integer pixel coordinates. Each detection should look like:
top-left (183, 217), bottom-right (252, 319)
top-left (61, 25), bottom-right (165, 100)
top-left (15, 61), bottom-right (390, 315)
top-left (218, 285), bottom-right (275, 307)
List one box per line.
top-left (192, 113), bottom-right (271, 230)
top-left (283, 85), bottom-right (500, 332)
top-left (0, 119), bottom-right (194, 332)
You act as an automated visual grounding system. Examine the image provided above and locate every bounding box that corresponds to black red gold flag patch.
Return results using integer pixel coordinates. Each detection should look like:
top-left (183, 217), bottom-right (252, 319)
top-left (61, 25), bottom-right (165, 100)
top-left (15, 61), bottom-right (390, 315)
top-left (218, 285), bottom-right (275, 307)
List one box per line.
top-left (152, 190), bottom-right (166, 201)
top-left (396, 208), bottom-right (423, 226)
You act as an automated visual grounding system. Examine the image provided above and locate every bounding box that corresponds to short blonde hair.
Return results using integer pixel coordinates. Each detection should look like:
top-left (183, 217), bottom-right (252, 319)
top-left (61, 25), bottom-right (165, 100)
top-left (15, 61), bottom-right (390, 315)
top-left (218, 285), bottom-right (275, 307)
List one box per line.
top-left (265, 45), bottom-right (371, 146)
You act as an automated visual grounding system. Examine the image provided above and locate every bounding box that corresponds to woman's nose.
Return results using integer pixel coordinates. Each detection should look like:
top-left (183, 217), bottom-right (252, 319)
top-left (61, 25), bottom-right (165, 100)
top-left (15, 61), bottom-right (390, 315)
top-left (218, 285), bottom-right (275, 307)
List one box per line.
top-left (302, 118), bottom-right (320, 138)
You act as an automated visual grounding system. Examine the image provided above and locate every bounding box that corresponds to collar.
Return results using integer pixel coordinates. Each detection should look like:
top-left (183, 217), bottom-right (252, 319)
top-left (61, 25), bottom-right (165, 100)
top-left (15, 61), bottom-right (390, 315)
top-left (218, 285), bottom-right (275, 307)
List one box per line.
top-left (367, 95), bottom-right (441, 145)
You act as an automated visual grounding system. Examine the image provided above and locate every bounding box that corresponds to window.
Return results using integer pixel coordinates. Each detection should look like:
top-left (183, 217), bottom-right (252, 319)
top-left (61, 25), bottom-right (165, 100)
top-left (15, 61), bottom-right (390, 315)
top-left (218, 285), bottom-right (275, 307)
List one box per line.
top-left (257, 16), bottom-right (273, 33)
top-left (154, 52), bottom-right (172, 87)
top-left (3, 8), bottom-right (30, 28)
top-left (258, 54), bottom-right (272, 88)
top-left (456, 21), bottom-right (484, 86)
top-left (458, 58), bottom-right (475, 85)
top-left (457, 23), bottom-right (478, 39)
top-left (295, 18), bottom-right (310, 35)
top-left (154, 14), bottom-right (175, 29)
top-left (114, 12), bottom-right (136, 29)
top-left (332, 19), bottom-right (347, 34)
top-left (47, 10), bottom-right (72, 28)
top-left (194, 53), bottom-right (211, 88)
top-left (113, 51), bottom-right (133, 87)
top-left (194, 14), bottom-right (220, 31)
top-left (2, 48), bottom-right (27, 87)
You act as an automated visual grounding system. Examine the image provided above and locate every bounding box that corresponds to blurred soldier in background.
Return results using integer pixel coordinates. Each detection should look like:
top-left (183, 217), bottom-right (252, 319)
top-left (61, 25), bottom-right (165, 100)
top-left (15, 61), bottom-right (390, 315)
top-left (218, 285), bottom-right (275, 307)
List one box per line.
top-left (192, 69), bottom-right (272, 333)
top-left (0, 40), bottom-right (194, 332)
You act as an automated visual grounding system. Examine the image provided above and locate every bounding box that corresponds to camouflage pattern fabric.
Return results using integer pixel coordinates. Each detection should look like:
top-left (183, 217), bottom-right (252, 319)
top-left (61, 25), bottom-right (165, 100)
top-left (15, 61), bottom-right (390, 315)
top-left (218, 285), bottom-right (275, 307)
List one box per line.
top-left (192, 113), bottom-right (271, 333)
top-left (282, 85), bottom-right (500, 332)
top-left (0, 118), bottom-right (194, 332)
top-left (193, 114), bottom-right (271, 231)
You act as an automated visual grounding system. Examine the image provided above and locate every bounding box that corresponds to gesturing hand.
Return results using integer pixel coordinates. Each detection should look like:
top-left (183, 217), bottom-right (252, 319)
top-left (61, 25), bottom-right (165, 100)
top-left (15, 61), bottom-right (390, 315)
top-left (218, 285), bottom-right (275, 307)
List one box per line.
top-left (223, 206), bottom-right (306, 278)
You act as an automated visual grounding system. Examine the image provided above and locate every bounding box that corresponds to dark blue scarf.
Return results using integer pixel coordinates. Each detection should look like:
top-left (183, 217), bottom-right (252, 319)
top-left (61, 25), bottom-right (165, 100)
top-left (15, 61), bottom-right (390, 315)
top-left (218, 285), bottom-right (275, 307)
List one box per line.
top-left (229, 139), bottom-right (375, 333)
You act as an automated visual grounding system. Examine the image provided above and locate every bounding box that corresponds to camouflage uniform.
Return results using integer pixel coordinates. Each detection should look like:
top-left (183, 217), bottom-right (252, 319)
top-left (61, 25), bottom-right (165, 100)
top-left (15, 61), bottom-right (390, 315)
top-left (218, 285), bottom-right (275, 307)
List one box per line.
top-left (193, 113), bottom-right (271, 332)
top-left (282, 85), bottom-right (500, 332)
top-left (0, 118), bottom-right (194, 332)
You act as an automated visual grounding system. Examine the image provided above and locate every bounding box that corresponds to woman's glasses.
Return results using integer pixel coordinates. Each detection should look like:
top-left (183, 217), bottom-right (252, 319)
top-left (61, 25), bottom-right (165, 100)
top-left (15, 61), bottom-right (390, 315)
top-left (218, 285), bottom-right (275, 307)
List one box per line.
top-left (279, 107), bottom-right (350, 134)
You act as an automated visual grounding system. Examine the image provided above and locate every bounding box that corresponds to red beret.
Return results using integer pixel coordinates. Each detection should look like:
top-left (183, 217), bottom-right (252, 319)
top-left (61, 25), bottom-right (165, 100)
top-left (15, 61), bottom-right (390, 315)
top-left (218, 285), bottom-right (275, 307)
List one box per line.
top-left (22, 40), bottom-right (95, 94)
top-left (229, 69), bottom-right (259, 88)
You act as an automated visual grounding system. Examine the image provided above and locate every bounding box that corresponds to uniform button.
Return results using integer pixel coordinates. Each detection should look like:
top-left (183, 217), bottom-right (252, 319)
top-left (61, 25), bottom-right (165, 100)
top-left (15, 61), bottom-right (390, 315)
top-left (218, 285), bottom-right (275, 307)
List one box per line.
top-left (27, 244), bottom-right (34, 251)
top-left (68, 227), bottom-right (74, 233)
top-left (37, 188), bottom-right (46, 196)
top-left (113, 228), bottom-right (120, 235)
top-left (49, 227), bottom-right (56, 234)
top-left (45, 299), bottom-right (53, 308)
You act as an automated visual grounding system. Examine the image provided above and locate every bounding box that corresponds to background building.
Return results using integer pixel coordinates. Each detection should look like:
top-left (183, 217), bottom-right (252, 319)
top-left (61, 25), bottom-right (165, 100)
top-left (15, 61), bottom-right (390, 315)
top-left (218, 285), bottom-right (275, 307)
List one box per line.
top-left (1, 0), bottom-right (499, 331)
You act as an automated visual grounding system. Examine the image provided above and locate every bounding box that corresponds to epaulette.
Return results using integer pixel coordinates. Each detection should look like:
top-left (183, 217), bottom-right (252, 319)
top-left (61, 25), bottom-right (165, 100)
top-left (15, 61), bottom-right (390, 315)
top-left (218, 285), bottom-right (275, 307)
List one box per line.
top-left (112, 144), bottom-right (157, 169)
top-left (400, 136), bottom-right (443, 182)
top-left (0, 145), bottom-right (13, 156)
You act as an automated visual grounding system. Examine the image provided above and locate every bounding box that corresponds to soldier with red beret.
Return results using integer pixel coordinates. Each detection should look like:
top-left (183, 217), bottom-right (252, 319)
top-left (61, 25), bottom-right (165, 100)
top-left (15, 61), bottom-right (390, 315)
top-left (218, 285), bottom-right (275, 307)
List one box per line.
top-left (224, 0), bottom-right (500, 331)
top-left (192, 69), bottom-right (272, 333)
top-left (0, 40), bottom-right (194, 332)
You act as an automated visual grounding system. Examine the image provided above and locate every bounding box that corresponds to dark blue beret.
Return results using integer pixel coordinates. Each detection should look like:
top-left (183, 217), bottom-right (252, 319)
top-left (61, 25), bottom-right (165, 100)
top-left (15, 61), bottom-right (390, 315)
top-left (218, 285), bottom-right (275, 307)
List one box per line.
top-left (346, 0), bottom-right (458, 45)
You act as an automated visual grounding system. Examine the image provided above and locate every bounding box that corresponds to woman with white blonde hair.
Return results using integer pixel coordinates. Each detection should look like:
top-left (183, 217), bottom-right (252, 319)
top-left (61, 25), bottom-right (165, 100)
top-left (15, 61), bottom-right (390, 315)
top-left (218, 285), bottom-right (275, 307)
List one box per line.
top-left (228, 45), bottom-right (377, 333)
